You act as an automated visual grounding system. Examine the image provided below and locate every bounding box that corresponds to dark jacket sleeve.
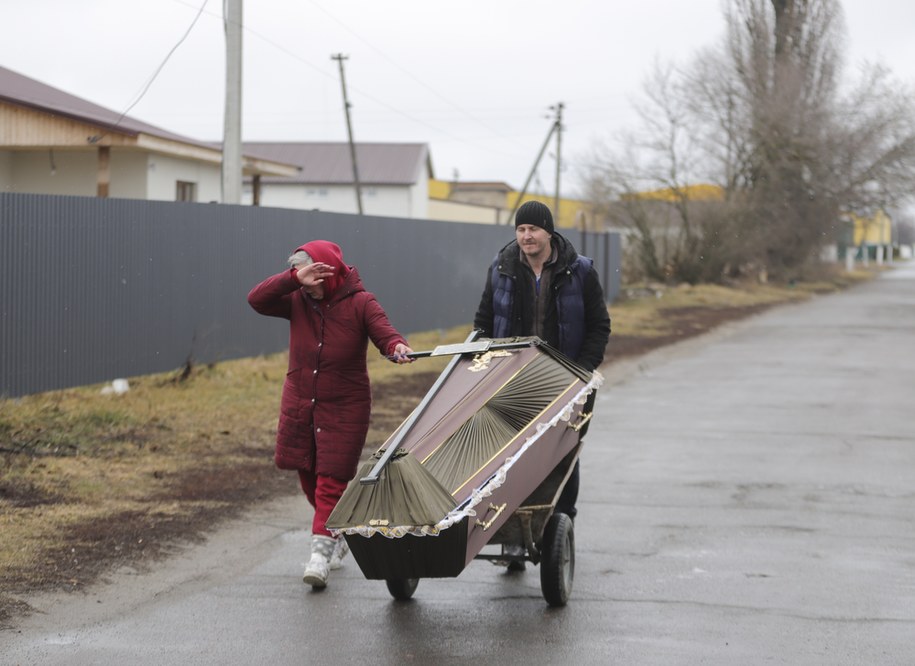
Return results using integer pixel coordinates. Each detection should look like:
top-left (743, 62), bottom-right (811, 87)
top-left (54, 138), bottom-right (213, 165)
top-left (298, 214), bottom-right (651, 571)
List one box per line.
top-left (576, 266), bottom-right (611, 371)
top-left (246, 269), bottom-right (300, 320)
top-left (472, 260), bottom-right (496, 337)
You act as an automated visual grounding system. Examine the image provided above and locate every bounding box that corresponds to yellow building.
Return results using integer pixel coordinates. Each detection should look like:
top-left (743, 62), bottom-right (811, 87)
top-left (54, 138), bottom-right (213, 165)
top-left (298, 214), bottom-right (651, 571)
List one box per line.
top-left (430, 179), bottom-right (724, 231)
top-left (505, 192), bottom-right (600, 230)
top-left (851, 210), bottom-right (892, 247)
top-left (623, 183), bottom-right (725, 203)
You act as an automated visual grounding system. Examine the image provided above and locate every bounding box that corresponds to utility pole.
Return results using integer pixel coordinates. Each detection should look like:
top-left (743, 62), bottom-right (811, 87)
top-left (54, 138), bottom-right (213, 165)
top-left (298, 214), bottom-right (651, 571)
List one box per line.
top-left (508, 102), bottom-right (564, 224)
top-left (552, 102), bottom-right (563, 224)
top-left (331, 53), bottom-right (363, 215)
top-left (221, 0), bottom-right (243, 204)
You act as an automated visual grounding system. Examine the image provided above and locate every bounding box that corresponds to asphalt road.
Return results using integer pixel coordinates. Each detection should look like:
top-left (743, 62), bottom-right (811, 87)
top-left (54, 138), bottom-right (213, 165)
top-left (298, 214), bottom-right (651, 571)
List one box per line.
top-left (4, 264), bottom-right (914, 665)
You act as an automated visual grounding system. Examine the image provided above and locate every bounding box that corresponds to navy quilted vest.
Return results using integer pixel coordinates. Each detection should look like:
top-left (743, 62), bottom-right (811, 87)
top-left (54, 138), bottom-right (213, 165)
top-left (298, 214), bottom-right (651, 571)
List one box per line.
top-left (491, 256), bottom-right (592, 361)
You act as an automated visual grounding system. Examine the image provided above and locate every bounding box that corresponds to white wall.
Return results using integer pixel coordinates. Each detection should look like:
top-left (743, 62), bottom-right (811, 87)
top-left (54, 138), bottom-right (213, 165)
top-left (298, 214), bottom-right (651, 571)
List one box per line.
top-left (427, 198), bottom-right (502, 224)
top-left (250, 183), bottom-right (353, 212)
top-left (407, 177), bottom-right (428, 218)
top-left (146, 154), bottom-right (221, 202)
top-left (252, 183), bottom-right (420, 218)
top-left (0, 149), bottom-right (222, 202)
top-left (242, 163), bottom-right (432, 218)
top-left (109, 152), bottom-right (149, 199)
top-left (5, 150), bottom-right (97, 195)
top-left (365, 185), bottom-right (418, 217)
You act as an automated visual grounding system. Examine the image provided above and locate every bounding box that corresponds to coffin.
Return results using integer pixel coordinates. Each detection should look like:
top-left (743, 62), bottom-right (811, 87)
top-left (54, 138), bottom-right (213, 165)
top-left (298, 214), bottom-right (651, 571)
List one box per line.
top-left (326, 336), bottom-right (602, 580)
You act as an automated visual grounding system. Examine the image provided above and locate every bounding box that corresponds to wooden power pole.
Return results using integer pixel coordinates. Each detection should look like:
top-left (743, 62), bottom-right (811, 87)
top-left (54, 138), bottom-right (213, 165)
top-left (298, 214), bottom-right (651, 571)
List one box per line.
top-left (508, 102), bottom-right (564, 224)
top-left (331, 54), bottom-right (363, 215)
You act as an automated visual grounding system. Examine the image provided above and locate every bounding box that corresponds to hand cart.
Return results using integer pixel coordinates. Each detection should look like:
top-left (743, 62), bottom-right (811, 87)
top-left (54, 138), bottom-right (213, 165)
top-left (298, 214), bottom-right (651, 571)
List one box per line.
top-left (326, 333), bottom-right (601, 607)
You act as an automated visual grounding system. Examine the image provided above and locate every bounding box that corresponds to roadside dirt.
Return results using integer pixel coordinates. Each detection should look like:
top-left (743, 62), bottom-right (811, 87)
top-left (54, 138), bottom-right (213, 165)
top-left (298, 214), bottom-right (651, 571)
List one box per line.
top-left (0, 302), bottom-right (774, 628)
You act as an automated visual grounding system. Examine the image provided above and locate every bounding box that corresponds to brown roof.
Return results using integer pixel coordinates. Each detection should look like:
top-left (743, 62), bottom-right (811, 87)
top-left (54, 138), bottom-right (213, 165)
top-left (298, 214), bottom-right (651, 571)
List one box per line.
top-left (0, 65), bottom-right (215, 150)
top-left (242, 141), bottom-right (432, 186)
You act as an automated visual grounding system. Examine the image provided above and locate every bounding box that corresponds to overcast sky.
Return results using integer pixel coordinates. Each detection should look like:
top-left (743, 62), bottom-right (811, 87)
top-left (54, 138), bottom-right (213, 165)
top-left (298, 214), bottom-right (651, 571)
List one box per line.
top-left (2, 0), bottom-right (914, 195)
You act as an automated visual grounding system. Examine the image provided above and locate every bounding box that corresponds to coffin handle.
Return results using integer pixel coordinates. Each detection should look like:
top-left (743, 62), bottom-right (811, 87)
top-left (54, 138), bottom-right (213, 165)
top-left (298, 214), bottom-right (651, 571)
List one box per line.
top-left (475, 503), bottom-right (507, 531)
top-left (569, 411), bottom-right (593, 432)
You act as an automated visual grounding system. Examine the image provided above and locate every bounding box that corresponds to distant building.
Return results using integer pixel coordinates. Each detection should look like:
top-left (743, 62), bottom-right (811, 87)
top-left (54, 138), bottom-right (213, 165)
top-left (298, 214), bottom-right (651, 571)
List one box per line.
top-left (426, 179), bottom-right (508, 224)
top-left (1, 66), bottom-right (607, 229)
top-left (430, 179), bottom-right (602, 229)
top-left (0, 65), bottom-right (296, 202)
top-left (837, 209), bottom-right (895, 264)
top-left (242, 141), bottom-right (432, 219)
top-left (448, 180), bottom-right (515, 209)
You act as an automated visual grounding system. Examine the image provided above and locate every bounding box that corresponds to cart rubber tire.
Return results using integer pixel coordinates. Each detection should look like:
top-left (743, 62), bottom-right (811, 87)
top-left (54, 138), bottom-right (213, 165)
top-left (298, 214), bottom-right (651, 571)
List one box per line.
top-left (386, 578), bottom-right (419, 601)
top-left (540, 512), bottom-right (574, 607)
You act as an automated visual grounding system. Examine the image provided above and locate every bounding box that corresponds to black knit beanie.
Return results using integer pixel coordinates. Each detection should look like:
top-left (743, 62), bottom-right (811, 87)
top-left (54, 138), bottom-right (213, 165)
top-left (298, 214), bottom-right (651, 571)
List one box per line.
top-left (515, 200), bottom-right (554, 235)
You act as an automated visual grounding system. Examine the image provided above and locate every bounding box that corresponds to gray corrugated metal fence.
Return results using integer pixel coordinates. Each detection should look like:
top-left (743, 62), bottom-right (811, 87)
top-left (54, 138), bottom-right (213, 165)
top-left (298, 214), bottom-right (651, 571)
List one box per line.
top-left (1, 193), bottom-right (620, 397)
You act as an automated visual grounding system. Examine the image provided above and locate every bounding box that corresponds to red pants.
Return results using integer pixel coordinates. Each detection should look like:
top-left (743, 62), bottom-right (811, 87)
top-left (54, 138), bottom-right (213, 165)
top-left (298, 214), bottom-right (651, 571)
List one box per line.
top-left (297, 470), bottom-right (349, 537)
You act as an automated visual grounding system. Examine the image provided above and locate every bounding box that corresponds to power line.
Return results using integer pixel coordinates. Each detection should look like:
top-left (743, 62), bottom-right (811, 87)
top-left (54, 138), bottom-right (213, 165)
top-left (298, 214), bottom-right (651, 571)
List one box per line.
top-left (163, 0), bottom-right (573, 182)
top-left (304, 0), bottom-right (507, 140)
top-left (115, 0), bottom-right (211, 129)
top-left (166, 0), bottom-right (536, 161)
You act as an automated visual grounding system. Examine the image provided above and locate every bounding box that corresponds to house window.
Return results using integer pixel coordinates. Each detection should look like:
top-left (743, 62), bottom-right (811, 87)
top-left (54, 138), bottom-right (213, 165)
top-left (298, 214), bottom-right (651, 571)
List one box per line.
top-left (176, 181), bottom-right (197, 202)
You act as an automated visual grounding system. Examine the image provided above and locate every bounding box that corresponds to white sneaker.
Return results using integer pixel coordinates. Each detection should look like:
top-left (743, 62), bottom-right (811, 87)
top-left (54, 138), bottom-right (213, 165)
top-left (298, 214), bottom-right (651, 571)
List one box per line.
top-left (303, 552), bottom-right (330, 588)
top-left (329, 538), bottom-right (349, 570)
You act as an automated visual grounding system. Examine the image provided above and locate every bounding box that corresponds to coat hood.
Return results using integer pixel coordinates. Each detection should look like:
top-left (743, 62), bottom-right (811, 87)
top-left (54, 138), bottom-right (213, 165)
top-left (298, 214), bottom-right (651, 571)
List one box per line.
top-left (296, 240), bottom-right (351, 297)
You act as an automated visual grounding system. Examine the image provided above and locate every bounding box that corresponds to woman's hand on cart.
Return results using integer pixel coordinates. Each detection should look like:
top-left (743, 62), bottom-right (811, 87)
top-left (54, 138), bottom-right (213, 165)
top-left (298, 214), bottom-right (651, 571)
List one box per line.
top-left (390, 343), bottom-right (415, 364)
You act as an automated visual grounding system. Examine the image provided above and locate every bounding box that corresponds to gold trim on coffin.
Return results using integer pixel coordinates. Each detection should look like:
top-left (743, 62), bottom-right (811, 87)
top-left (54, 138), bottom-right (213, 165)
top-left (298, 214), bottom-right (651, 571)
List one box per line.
top-left (328, 371), bottom-right (603, 539)
top-left (446, 380), bottom-right (580, 496)
top-left (397, 350), bottom-right (521, 454)
top-left (416, 350), bottom-right (533, 465)
top-left (467, 349), bottom-right (514, 372)
top-left (415, 348), bottom-right (583, 497)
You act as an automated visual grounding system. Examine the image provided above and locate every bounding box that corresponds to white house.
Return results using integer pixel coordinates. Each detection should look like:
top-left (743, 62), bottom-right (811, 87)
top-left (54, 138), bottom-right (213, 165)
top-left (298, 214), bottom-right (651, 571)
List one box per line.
top-left (241, 141), bottom-right (432, 219)
top-left (0, 65), bottom-right (297, 202)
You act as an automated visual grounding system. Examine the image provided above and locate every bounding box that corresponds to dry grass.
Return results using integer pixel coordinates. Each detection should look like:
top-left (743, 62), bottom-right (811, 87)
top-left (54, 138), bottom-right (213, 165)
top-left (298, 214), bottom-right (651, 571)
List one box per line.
top-left (0, 271), bottom-right (877, 623)
top-left (0, 325), bottom-right (471, 603)
top-left (609, 267), bottom-right (873, 338)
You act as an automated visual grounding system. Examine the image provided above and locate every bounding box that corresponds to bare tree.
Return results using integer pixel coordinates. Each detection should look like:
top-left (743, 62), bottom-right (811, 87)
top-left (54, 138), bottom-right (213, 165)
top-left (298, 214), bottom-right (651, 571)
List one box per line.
top-left (581, 63), bottom-right (747, 283)
top-left (827, 63), bottom-right (915, 216)
top-left (719, 0), bottom-right (845, 276)
top-left (582, 0), bottom-right (915, 284)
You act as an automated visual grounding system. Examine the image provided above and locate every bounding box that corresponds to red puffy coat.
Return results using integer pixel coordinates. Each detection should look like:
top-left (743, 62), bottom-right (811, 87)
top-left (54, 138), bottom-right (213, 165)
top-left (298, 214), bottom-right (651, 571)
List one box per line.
top-left (247, 258), bottom-right (407, 480)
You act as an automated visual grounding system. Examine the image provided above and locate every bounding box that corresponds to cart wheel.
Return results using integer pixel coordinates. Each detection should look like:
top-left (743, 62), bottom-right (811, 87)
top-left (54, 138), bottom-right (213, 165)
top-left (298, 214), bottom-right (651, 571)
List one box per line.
top-left (385, 577), bottom-right (419, 601)
top-left (540, 512), bottom-right (574, 607)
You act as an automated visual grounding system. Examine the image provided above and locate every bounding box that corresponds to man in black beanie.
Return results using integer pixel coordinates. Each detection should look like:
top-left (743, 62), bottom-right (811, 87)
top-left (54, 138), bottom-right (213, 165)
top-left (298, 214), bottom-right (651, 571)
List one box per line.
top-left (473, 200), bottom-right (610, 570)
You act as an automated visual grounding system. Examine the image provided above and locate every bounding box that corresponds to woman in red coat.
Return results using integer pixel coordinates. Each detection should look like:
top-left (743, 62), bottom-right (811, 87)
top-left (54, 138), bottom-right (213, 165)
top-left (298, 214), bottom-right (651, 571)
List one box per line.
top-left (247, 240), bottom-right (413, 589)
